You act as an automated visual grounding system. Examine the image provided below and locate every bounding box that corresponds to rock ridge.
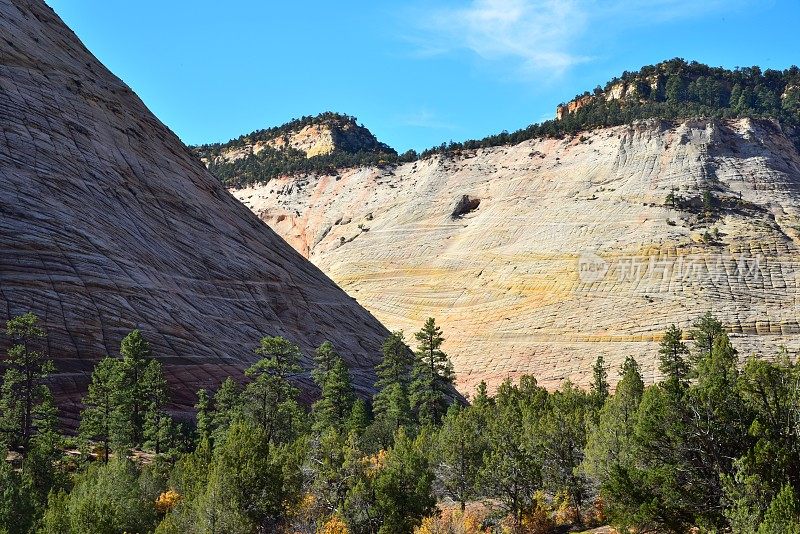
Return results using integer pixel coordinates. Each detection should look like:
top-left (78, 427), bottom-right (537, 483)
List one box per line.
top-left (0, 0), bottom-right (391, 425)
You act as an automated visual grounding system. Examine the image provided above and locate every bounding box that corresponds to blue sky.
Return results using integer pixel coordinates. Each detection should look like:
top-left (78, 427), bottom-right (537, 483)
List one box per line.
top-left (48, 0), bottom-right (799, 152)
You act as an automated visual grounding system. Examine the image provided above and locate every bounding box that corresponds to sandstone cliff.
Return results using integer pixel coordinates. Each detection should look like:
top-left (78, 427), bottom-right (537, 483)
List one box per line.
top-left (0, 0), bottom-right (391, 425)
top-left (231, 118), bottom-right (800, 394)
top-left (197, 113), bottom-right (394, 165)
top-left (191, 113), bottom-right (399, 189)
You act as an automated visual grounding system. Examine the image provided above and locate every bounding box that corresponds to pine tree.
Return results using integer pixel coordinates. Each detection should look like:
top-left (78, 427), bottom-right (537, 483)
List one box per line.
top-left (211, 377), bottom-right (241, 444)
top-left (142, 359), bottom-right (171, 454)
top-left (117, 329), bottom-right (154, 447)
top-left (590, 355), bottom-right (610, 405)
top-left (253, 335), bottom-right (303, 379)
top-left (312, 341), bottom-right (340, 388)
top-left (208, 421), bottom-right (304, 532)
top-left (472, 380), bottom-right (493, 413)
top-left (243, 336), bottom-right (305, 443)
top-left (307, 428), bottom-right (350, 519)
top-left (757, 484), bottom-right (800, 533)
top-left (79, 357), bottom-right (124, 462)
top-left (665, 74), bottom-right (686, 104)
top-left (479, 379), bottom-right (541, 525)
top-left (434, 404), bottom-right (486, 511)
top-left (373, 332), bottom-right (415, 434)
top-left (690, 312), bottom-right (725, 362)
top-left (0, 313), bottom-right (54, 455)
top-left (729, 352), bottom-right (800, 526)
top-left (373, 429), bottom-right (436, 534)
top-left (409, 318), bottom-right (455, 425)
top-left (582, 357), bottom-right (644, 511)
top-left (729, 83), bottom-right (743, 109)
top-left (195, 389), bottom-right (212, 443)
top-left (312, 357), bottom-right (355, 434)
top-left (375, 332), bottom-right (414, 392)
top-left (535, 381), bottom-right (590, 525)
top-left (346, 398), bottom-right (369, 436)
top-left (658, 324), bottom-right (690, 387)
top-left (686, 332), bottom-right (749, 525)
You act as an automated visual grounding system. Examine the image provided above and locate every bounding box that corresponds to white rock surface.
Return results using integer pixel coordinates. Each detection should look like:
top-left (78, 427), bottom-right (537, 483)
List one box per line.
top-left (232, 119), bottom-right (800, 394)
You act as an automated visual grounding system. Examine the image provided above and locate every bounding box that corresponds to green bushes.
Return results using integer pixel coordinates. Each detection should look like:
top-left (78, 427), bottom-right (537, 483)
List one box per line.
top-left (3, 312), bottom-right (800, 532)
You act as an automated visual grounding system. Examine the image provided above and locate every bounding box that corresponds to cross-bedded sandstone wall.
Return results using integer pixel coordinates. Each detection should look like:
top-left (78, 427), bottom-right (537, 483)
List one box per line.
top-left (233, 118), bottom-right (800, 395)
top-left (0, 0), bottom-right (390, 425)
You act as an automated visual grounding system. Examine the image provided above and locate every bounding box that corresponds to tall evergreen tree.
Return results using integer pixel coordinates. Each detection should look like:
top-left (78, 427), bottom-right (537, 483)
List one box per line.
top-left (684, 332), bottom-right (749, 527)
top-left (409, 318), bottom-right (455, 425)
top-left (79, 357), bottom-right (124, 463)
top-left (472, 380), bottom-right (492, 411)
top-left (312, 357), bottom-right (355, 434)
top-left (479, 379), bottom-right (541, 525)
top-left (658, 324), bottom-right (690, 387)
top-left (194, 389), bottom-right (212, 443)
top-left (535, 381), bottom-right (591, 525)
top-left (346, 398), bottom-right (370, 436)
top-left (0, 313), bottom-right (53, 455)
top-left (243, 336), bottom-right (305, 443)
top-left (116, 329), bottom-right (154, 447)
top-left (433, 404), bottom-right (486, 511)
top-left (210, 377), bottom-right (241, 444)
top-left (142, 359), bottom-right (171, 454)
top-left (590, 355), bottom-right (610, 405)
top-left (374, 332), bottom-right (414, 393)
top-left (372, 332), bottom-right (415, 437)
top-left (312, 341), bottom-right (340, 388)
top-left (373, 429), bottom-right (436, 534)
top-left (582, 357), bottom-right (644, 520)
top-left (690, 312), bottom-right (724, 361)
top-left (205, 421), bottom-right (304, 532)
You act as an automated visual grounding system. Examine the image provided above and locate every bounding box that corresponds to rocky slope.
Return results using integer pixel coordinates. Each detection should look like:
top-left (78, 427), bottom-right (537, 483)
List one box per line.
top-left (192, 113), bottom-right (399, 188)
top-left (0, 0), bottom-right (391, 425)
top-left (231, 118), bottom-right (800, 394)
top-left (196, 112), bottom-right (395, 165)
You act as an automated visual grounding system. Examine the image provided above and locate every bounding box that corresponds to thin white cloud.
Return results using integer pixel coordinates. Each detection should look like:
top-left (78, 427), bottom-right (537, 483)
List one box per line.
top-left (405, 0), bottom-right (749, 77)
top-left (412, 0), bottom-right (589, 75)
top-left (400, 109), bottom-right (456, 130)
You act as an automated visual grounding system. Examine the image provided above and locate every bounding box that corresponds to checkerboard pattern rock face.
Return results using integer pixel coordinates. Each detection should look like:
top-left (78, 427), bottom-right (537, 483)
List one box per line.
top-left (0, 0), bottom-right (390, 426)
top-left (232, 118), bottom-right (800, 395)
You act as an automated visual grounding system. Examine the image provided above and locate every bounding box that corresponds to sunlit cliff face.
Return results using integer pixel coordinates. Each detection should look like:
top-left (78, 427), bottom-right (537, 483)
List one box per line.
top-left (232, 118), bottom-right (800, 394)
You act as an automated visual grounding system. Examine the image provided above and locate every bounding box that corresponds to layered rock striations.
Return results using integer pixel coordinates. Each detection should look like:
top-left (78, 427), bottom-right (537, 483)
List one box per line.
top-left (0, 0), bottom-right (390, 424)
top-left (231, 118), bottom-right (800, 394)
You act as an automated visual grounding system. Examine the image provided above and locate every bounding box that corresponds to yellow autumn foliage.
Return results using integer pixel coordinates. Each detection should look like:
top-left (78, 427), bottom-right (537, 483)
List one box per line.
top-left (364, 449), bottom-right (387, 478)
top-left (415, 507), bottom-right (489, 534)
top-left (553, 490), bottom-right (579, 526)
top-left (154, 489), bottom-right (181, 514)
top-left (499, 492), bottom-right (556, 534)
top-left (318, 514), bottom-right (349, 534)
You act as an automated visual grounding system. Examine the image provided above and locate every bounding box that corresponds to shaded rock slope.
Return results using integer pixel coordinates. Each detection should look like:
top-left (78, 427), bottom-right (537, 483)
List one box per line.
top-left (232, 118), bottom-right (800, 394)
top-left (0, 0), bottom-right (390, 425)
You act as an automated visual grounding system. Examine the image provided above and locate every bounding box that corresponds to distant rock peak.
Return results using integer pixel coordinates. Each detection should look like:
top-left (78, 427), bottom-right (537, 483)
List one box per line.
top-left (195, 112), bottom-right (394, 162)
top-left (192, 112), bottom-right (398, 187)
